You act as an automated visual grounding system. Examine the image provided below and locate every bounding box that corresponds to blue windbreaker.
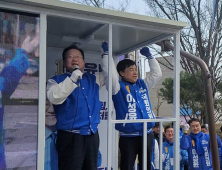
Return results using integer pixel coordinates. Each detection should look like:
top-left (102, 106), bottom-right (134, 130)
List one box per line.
top-left (162, 141), bottom-right (188, 170)
top-left (180, 132), bottom-right (221, 170)
top-left (48, 73), bottom-right (102, 135)
top-left (110, 59), bottom-right (162, 137)
top-left (113, 79), bottom-right (156, 136)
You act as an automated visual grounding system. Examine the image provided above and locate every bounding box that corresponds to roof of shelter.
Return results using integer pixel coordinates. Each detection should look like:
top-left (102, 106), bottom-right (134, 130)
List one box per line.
top-left (2, 0), bottom-right (186, 29)
top-left (1, 0), bottom-right (187, 55)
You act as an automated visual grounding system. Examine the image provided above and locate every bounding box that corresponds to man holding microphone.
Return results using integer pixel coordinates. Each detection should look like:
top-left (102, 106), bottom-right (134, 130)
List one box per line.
top-left (47, 45), bottom-right (108, 170)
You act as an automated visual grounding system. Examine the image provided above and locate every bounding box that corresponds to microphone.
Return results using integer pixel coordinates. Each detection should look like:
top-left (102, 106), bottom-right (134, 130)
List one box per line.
top-left (74, 65), bottom-right (81, 81)
top-left (74, 65), bottom-right (79, 70)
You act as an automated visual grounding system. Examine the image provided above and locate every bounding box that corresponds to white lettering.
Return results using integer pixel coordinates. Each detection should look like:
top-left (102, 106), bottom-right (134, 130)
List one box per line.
top-left (126, 94), bottom-right (132, 102)
top-left (192, 149), bottom-right (199, 168)
top-left (126, 94), bottom-right (137, 121)
top-left (204, 147), bottom-right (210, 166)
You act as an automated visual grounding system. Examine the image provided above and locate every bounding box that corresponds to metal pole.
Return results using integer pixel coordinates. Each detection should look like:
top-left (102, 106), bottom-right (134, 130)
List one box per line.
top-left (156, 40), bottom-right (220, 170)
top-left (159, 122), bottom-right (163, 170)
top-left (107, 23), bottom-right (113, 170)
top-left (173, 31), bottom-right (180, 170)
top-left (37, 12), bottom-right (47, 170)
top-left (143, 122), bottom-right (147, 170)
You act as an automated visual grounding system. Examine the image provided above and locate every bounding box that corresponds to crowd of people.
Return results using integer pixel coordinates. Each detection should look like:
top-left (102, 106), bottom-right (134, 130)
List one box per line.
top-left (152, 119), bottom-right (222, 170)
top-left (45, 41), bottom-right (222, 170)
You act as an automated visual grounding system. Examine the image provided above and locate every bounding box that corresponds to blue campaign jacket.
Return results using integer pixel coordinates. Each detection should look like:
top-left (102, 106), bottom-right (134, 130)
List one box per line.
top-left (162, 141), bottom-right (188, 170)
top-left (151, 139), bottom-right (159, 170)
top-left (50, 73), bottom-right (102, 135)
top-left (112, 79), bottom-right (155, 136)
top-left (180, 132), bottom-right (221, 170)
top-left (220, 141), bottom-right (222, 170)
top-left (218, 142), bottom-right (222, 170)
top-left (0, 49), bottom-right (29, 169)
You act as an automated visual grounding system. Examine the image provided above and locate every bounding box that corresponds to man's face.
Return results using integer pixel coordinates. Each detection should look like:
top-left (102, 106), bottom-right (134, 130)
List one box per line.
top-left (153, 126), bottom-right (160, 134)
top-left (64, 49), bottom-right (85, 72)
top-left (45, 98), bottom-right (56, 131)
top-left (201, 128), bottom-right (208, 134)
top-left (120, 65), bottom-right (138, 83)
top-left (165, 128), bottom-right (174, 142)
top-left (190, 121), bottom-right (201, 134)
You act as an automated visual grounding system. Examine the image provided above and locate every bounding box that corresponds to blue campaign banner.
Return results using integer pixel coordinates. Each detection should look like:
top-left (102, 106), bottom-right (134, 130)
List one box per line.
top-left (0, 10), bottom-right (40, 170)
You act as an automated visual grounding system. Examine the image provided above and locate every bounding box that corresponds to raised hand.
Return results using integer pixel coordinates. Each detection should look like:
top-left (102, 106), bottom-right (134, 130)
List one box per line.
top-left (21, 35), bottom-right (39, 54)
top-left (101, 42), bottom-right (108, 55)
top-left (183, 123), bottom-right (190, 133)
top-left (140, 47), bottom-right (154, 60)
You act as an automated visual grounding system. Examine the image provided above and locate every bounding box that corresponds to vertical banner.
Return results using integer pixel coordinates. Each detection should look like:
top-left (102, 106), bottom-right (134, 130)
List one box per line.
top-left (0, 10), bottom-right (39, 169)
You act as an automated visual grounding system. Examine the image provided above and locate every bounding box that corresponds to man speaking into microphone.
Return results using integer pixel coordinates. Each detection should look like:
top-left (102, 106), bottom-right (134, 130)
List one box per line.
top-left (47, 45), bottom-right (107, 170)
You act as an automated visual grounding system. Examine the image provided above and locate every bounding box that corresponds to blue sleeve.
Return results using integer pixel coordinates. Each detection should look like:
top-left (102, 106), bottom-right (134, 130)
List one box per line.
top-left (97, 150), bottom-right (102, 167)
top-left (219, 147), bottom-right (221, 167)
top-left (180, 149), bottom-right (188, 165)
top-left (220, 144), bottom-right (222, 170)
top-left (216, 135), bottom-right (221, 148)
top-left (180, 135), bottom-right (190, 150)
top-left (1, 49), bottom-right (29, 98)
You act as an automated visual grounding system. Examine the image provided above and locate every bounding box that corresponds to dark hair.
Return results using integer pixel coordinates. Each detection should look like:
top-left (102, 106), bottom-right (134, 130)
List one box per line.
top-left (62, 45), bottom-right (84, 61)
top-left (201, 125), bottom-right (207, 129)
top-left (188, 118), bottom-right (201, 125)
top-left (220, 126), bottom-right (222, 132)
top-left (165, 125), bottom-right (173, 132)
top-left (116, 59), bottom-right (136, 77)
top-left (154, 122), bottom-right (159, 127)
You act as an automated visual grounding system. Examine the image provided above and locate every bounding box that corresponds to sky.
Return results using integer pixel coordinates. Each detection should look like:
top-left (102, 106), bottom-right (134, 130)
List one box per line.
top-left (105, 0), bottom-right (149, 15)
top-left (61, 0), bottom-right (150, 15)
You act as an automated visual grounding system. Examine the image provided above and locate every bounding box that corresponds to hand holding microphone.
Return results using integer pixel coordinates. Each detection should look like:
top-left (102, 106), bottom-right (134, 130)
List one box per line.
top-left (70, 65), bottom-right (83, 83)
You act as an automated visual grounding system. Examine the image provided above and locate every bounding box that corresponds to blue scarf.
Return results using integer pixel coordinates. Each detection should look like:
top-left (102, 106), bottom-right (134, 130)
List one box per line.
top-left (165, 139), bottom-right (174, 146)
top-left (190, 132), bottom-right (205, 155)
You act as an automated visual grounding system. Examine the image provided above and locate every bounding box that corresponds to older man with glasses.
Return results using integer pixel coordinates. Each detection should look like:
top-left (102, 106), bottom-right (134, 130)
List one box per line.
top-left (47, 44), bottom-right (109, 170)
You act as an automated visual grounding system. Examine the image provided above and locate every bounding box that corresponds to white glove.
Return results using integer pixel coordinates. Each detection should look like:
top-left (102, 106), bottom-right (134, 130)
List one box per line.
top-left (184, 124), bottom-right (190, 131)
top-left (70, 69), bottom-right (83, 82)
top-left (21, 35), bottom-right (39, 53)
top-left (205, 124), bottom-right (208, 130)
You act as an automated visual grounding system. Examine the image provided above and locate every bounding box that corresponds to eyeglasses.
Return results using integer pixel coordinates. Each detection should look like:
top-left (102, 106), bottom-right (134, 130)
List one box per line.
top-left (66, 55), bottom-right (83, 60)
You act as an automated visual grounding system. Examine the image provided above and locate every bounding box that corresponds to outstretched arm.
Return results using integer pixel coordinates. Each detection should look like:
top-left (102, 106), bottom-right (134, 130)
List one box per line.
top-left (100, 42), bottom-right (120, 95)
top-left (140, 47), bottom-right (162, 91)
top-left (1, 34), bottom-right (40, 98)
